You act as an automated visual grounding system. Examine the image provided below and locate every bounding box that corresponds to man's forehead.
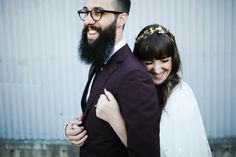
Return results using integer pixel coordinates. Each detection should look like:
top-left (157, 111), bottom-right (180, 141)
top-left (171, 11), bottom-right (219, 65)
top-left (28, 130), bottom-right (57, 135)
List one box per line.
top-left (84, 0), bottom-right (115, 10)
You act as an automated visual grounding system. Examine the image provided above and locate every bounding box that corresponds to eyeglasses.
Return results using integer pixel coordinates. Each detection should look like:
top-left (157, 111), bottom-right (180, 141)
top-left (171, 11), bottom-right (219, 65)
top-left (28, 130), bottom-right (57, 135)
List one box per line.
top-left (77, 7), bottom-right (123, 22)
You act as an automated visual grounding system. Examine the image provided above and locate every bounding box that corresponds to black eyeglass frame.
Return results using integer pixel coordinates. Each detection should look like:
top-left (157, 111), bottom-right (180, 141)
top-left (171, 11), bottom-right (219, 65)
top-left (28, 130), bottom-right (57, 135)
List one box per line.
top-left (77, 7), bottom-right (124, 21)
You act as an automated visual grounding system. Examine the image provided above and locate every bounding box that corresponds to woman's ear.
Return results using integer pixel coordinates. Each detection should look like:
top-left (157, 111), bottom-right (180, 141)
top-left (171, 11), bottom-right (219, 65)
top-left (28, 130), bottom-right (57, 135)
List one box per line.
top-left (117, 13), bottom-right (128, 28)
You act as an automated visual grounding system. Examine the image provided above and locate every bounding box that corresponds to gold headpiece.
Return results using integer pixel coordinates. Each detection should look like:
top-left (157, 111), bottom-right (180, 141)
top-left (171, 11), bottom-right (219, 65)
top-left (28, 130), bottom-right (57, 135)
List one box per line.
top-left (135, 26), bottom-right (174, 44)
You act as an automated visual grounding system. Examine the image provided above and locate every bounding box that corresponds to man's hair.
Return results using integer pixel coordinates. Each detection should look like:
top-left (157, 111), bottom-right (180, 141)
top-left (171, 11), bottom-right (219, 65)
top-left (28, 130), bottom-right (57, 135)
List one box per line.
top-left (113, 0), bottom-right (131, 14)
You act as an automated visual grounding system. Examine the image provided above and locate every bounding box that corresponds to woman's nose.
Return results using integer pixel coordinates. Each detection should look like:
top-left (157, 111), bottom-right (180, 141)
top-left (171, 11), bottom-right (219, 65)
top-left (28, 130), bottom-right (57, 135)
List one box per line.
top-left (153, 62), bottom-right (162, 73)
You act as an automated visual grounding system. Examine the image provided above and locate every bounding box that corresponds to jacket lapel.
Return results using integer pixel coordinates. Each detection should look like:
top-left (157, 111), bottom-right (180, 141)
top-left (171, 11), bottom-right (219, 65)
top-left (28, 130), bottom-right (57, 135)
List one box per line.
top-left (82, 44), bottom-right (131, 117)
top-left (83, 62), bottom-right (118, 117)
top-left (81, 66), bottom-right (96, 112)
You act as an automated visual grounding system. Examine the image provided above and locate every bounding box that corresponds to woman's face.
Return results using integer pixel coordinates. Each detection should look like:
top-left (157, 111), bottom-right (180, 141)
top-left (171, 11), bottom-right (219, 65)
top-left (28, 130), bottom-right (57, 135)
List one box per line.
top-left (143, 57), bottom-right (172, 85)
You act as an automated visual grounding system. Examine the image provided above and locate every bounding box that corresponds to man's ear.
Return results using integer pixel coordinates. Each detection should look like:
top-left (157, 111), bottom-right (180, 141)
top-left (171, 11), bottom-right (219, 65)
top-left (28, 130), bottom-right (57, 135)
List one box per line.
top-left (117, 13), bottom-right (128, 28)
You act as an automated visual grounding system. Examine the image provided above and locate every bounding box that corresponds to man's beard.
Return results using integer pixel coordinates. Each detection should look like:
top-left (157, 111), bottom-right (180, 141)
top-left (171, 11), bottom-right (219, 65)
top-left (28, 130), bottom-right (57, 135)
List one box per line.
top-left (78, 21), bottom-right (116, 67)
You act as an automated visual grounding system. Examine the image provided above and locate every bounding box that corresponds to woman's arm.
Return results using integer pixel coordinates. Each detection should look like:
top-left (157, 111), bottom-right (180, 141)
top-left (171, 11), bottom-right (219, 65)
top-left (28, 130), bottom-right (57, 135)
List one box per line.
top-left (96, 89), bottom-right (127, 147)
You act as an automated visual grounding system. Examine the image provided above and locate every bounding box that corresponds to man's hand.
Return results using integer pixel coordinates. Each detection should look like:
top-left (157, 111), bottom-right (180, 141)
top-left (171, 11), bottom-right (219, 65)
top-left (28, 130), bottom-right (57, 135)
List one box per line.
top-left (65, 118), bottom-right (88, 148)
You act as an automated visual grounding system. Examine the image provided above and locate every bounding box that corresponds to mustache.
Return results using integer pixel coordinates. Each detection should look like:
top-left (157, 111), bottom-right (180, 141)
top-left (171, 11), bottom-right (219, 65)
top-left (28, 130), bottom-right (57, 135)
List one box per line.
top-left (85, 25), bottom-right (102, 33)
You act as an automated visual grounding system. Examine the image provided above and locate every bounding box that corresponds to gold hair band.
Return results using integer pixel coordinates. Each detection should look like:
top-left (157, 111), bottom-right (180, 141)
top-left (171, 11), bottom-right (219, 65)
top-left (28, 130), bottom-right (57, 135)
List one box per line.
top-left (135, 26), bottom-right (174, 44)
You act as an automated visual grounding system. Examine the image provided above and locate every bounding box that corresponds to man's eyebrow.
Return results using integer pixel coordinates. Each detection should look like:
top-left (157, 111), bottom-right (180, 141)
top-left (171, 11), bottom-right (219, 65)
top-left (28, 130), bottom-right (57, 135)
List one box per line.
top-left (94, 7), bottom-right (104, 10)
top-left (83, 6), bottom-right (104, 10)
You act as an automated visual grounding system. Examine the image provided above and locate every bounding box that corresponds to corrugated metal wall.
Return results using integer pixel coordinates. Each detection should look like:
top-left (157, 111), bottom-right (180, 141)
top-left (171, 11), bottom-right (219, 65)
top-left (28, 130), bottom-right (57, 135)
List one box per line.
top-left (0, 0), bottom-right (235, 140)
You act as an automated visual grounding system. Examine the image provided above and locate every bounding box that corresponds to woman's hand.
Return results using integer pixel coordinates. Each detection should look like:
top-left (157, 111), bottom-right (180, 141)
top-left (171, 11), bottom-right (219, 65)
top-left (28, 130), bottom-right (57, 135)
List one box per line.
top-left (96, 89), bottom-right (120, 123)
top-left (95, 89), bottom-right (127, 146)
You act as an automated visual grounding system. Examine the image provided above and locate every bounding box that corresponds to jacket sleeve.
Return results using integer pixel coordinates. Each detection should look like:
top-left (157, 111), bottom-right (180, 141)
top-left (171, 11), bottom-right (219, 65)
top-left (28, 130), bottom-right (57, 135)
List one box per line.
top-left (117, 70), bottom-right (161, 157)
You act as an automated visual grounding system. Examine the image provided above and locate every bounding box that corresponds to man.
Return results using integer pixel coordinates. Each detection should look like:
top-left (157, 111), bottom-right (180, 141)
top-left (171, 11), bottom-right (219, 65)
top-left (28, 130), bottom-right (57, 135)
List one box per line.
top-left (65, 0), bottom-right (161, 156)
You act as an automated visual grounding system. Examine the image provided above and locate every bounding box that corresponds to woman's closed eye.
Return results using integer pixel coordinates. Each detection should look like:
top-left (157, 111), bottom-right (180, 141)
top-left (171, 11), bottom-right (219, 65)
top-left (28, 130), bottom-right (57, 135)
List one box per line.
top-left (144, 60), bottom-right (153, 65)
top-left (161, 58), bottom-right (170, 63)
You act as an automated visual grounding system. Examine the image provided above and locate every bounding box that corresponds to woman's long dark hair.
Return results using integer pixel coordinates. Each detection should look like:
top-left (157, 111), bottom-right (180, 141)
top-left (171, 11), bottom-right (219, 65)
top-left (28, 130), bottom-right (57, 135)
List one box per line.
top-left (133, 24), bottom-right (182, 111)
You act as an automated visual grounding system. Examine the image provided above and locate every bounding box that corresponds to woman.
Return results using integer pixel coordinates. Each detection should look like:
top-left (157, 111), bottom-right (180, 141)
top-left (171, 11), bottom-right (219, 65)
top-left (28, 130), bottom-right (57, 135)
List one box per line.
top-left (96, 24), bottom-right (212, 157)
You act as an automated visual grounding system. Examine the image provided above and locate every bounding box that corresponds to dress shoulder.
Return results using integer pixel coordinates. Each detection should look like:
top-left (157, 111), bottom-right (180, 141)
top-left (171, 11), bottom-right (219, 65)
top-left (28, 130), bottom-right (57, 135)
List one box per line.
top-left (160, 80), bottom-right (212, 157)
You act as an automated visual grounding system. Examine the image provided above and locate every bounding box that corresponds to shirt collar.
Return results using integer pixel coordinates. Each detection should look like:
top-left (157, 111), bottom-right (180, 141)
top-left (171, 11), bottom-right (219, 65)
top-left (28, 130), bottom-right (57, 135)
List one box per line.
top-left (114, 38), bottom-right (126, 53)
top-left (105, 38), bottom-right (126, 64)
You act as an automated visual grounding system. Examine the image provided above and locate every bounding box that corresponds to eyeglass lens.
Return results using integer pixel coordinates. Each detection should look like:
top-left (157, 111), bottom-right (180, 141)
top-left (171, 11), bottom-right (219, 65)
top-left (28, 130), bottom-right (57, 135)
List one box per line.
top-left (79, 9), bottom-right (102, 21)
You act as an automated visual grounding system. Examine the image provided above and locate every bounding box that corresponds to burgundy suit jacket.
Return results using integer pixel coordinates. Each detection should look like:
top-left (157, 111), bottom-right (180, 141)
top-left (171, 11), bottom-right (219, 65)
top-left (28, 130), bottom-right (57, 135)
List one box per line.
top-left (80, 44), bottom-right (160, 157)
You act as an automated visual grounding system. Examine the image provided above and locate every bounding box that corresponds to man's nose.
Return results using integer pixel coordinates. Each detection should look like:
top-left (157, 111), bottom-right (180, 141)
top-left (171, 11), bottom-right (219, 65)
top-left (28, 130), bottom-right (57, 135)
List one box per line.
top-left (84, 13), bottom-right (96, 25)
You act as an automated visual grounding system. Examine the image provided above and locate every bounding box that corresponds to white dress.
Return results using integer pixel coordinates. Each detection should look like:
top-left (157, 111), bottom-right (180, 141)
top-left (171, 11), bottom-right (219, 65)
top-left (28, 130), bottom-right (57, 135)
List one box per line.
top-left (160, 80), bottom-right (212, 157)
